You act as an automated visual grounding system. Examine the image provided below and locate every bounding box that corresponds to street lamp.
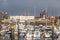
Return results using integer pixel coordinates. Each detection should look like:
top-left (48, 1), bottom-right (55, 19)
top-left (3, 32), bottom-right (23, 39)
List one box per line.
top-left (10, 25), bottom-right (15, 40)
top-left (17, 19), bottom-right (20, 40)
top-left (50, 16), bottom-right (55, 40)
top-left (52, 21), bottom-right (55, 40)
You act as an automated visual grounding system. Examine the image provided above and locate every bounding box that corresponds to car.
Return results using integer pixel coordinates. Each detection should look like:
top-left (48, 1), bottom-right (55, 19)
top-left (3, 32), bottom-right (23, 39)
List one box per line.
top-left (19, 33), bottom-right (25, 40)
top-left (45, 26), bottom-right (52, 29)
top-left (33, 30), bottom-right (41, 40)
top-left (26, 31), bottom-right (33, 40)
top-left (45, 26), bottom-right (52, 31)
top-left (54, 33), bottom-right (58, 39)
top-left (54, 27), bottom-right (60, 35)
top-left (26, 25), bottom-right (34, 30)
top-left (33, 30), bottom-right (41, 38)
top-left (20, 29), bottom-right (27, 33)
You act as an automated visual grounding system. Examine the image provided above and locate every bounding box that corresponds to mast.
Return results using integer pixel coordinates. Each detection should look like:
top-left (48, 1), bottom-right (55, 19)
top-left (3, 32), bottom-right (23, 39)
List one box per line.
top-left (34, 7), bottom-right (36, 26)
top-left (28, 8), bottom-right (29, 16)
top-left (46, 8), bottom-right (48, 26)
top-left (27, 8), bottom-right (29, 25)
top-left (25, 8), bottom-right (26, 16)
top-left (25, 8), bottom-right (26, 24)
top-left (58, 8), bottom-right (59, 26)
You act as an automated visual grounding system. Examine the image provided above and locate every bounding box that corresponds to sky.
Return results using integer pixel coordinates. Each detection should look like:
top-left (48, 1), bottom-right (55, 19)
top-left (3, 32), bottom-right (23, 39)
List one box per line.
top-left (0, 0), bottom-right (60, 16)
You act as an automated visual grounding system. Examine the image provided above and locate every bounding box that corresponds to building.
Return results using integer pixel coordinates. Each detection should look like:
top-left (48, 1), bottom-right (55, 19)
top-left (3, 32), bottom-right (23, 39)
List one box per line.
top-left (10, 16), bottom-right (34, 22)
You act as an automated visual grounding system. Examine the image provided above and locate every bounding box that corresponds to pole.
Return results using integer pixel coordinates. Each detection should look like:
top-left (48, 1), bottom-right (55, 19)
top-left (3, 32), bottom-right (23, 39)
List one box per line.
top-left (17, 21), bottom-right (19, 40)
top-left (52, 21), bottom-right (54, 40)
top-left (50, 16), bottom-right (55, 40)
top-left (18, 24), bottom-right (19, 40)
top-left (52, 27), bottom-right (54, 40)
top-left (10, 24), bottom-right (15, 40)
top-left (11, 28), bottom-right (14, 40)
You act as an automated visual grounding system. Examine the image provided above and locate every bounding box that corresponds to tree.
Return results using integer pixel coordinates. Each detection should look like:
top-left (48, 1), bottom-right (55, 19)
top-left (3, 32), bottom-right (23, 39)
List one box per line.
top-left (3, 13), bottom-right (9, 19)
top-left (0, 12), bottom-right (9, 20)
top-left (56, 19), bottom-right (60, 26)
top-left (0, 12), bottom-right (9, 26)
top-left (40, 9), bottom-right (46, 18)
